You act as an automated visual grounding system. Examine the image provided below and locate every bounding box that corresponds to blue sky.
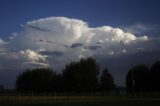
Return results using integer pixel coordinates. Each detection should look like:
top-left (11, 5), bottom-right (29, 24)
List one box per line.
top-left (0, 0), bottom-right (160, 39)
top-left (0, 0), bottom-right (160, 88)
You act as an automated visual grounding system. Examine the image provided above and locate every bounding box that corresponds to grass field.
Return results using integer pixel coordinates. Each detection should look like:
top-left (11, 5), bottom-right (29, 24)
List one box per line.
top-left (1, 96), bottom-right (160, 106)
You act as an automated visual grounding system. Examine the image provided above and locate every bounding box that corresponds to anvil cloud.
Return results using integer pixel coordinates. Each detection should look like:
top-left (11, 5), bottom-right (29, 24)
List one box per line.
top-left (0, 17), bottom-right (159, 88)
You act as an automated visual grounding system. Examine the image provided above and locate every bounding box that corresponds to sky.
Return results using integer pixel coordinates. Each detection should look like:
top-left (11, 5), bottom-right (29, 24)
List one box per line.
top-left (0, 0), bottom-right (160, 88)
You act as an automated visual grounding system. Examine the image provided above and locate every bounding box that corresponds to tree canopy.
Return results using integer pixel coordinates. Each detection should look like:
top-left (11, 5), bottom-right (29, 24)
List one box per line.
top-left (100, 68), bottom-right (115, 91)
top-left (16, 58), bottom-right (102, 93)
top-left (16, 58), bottom-right (160, 94)
top-left (150, 61), bottom-right (160, 91)
top-left (126, 61), bottom-right (160, 93)
top-left (16, 68), bottom-right (56, 93)
top-left (62, 57), bottom-right (99, 92)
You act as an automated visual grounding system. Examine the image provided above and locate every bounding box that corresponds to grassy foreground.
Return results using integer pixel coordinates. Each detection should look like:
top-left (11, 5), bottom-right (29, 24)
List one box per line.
top-left (1, 96), bottom-right (160, 106)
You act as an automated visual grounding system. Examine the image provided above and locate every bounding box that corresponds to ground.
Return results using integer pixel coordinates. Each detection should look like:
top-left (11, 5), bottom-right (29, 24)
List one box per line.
top-left (0, 96), bottom-right (160, 106)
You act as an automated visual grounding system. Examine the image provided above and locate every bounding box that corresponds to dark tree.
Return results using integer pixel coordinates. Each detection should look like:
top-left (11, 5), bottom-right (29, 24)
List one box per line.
top-left (53, 74), bottom-right (64, 92)
top-left (78, 58), bottom-right (99, 92)
top-left (150, 61), bottom-right (160, 91)
top-left (126, 65), bottom-right (149, 93)
top-left (62, 57), bottom-right (99, 92)
top-left (62, 62), bottom-right (79, 92)
top-left (126, 69), bottom-right (134, 94)
top-left (100, 68), bottom-right (115, 91)
top-left (16, 68), bottom-right (56, 93)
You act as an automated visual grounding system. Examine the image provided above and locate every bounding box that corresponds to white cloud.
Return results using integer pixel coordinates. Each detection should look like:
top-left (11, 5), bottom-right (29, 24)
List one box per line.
top-left (9, 17), bottom-right (148, 51)
top-left (6, 17), bottom-right (150, 70)
top-left (1, 17), bottom-right (160, 87)
top-left (79, 55), bottom-right (85, 59)
top-left (26, 17), bottom-right (88, 45)
top-left (121, 49), bottom-right (127, 54)
top-left (20, 49), bottom-right (48, 67)
top-left (136, 36), bottom-right (148, 41)
top-left (108, 51), bottom-right (115, 55)
top-left (0, 38), bottom-right (5, 44)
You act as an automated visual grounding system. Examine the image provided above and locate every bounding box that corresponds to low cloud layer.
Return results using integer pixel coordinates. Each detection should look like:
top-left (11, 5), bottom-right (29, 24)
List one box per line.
top-left (0, 17), bottom-right (160, 88)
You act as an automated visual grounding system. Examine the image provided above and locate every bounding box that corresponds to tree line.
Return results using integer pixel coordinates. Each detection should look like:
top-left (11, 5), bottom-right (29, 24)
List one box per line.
top-left (16, 58), bottom-right (115, 93)
top-left (126, 61), bottom-right (160, 94)
top-left (15, 57), bottom-right (160, 94)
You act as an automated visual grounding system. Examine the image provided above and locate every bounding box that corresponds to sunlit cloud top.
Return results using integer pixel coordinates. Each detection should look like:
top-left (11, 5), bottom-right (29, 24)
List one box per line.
top-left (0, 17), bottom-right (160, 87)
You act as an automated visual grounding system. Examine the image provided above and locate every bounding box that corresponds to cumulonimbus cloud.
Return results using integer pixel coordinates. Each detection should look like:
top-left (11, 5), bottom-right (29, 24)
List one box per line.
top-left (8, 17), bottom-right (148, 59)
top-left (1, 17), bottom-right (160, 87)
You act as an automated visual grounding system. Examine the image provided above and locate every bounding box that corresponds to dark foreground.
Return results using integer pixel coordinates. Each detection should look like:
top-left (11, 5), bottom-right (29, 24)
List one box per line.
top-left (1, 96), bottom-right (160, 106)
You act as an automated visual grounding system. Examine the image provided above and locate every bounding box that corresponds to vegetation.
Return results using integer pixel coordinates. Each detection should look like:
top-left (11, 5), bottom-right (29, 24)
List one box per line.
top-left (62, 58), bottom-right (99, 92)
top-left (1, 57), bottom-right (160, 97)
top-left (16, 58), bottom-right (115, 94)
top-left (150, 61), bottom-right (160, 91)
top-left (16, 68), bottom-right (56, 93)
top-left (100, 68), bottom-right (115, 91)
top-left (126, 61), bottom-right (160, 94)
top-left (1, 59), bottom-right (160, 105)
top-left (126, 65), bottom-right (150, 93)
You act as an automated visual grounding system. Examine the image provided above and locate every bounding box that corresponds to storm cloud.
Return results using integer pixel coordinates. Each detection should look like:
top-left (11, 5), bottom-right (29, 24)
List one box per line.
top-left (0, 17), bottom-right (160, 88)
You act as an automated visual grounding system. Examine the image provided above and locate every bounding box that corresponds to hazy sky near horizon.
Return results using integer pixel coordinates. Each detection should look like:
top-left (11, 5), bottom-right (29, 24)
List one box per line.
top-left (0, 0), bottom-right (160, 88)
